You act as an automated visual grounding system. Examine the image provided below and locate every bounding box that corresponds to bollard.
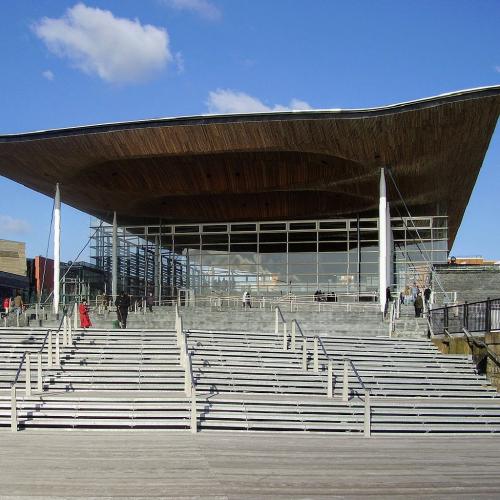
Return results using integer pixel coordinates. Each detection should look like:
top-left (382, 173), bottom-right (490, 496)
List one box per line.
top-left (283, 323), bottom-right (288, 351)
top-left (190, 386), bottom-right (197, 434)
top-left (342, 359), bottom-right (349, 402)
top-left (364, 390), bottom-right (371, 438)
top-left (313, 337), bottom-right (319, 373)
top-left (37, 353), bottom-right (43, 392)
top-left (25, 354), bottom-right (31, 396)
top-left (275, 307), bottom-right (279, 335)
top-left (11, 385), bottom-right (17, 432)
top-left (55, 331), bottom-right (61, 368)
top-left (48, 331), bottom-right (53, 369)
top-left (302, 339), bottom-right (308, 371)
top-left (327, 360), bottom-right (333, 398)
top-left (291, 320), bottom-right (296, 351)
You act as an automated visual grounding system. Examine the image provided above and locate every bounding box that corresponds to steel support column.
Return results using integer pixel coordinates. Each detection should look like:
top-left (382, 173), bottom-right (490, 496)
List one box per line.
top-left (53, 183), bottom-right (61, 315)
top-left (379, 168), bottom-right (387, 313)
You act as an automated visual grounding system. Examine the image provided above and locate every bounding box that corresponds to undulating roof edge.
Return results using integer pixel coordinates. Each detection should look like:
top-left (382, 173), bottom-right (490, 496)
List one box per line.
top-left (1, 85), bottom-right (500, 141)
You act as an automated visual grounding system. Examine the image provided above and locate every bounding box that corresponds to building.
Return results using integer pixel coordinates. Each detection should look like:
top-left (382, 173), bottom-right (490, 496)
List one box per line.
top-left (1, 86), bottom-right (499, 310)
top-left (0, 239), bottom-right (29, 299)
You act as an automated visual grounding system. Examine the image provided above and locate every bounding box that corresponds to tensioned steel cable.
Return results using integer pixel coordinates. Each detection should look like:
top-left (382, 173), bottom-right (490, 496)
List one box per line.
top-left (42, 219), bottom-right (105, 305)
top-left (386, 167), bottom-right (449, 300)
top-left (39, 196), bottom-right (55, 304)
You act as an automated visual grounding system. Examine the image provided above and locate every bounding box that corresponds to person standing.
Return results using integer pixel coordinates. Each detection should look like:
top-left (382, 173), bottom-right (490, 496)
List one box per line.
top-left (13, 292), bottom-right (23, 317)
top-left (115, 291), bottom-right (130, 328)
top-left (146, 292), bottom-right (154, 313)
top-left (79, 299), bottom-right (92, 329)
top-left (423, 287), bottom-right (431, 312)
top-left (245, 291), bottom-right (252, 308)
top-left (2, 296), bottom-right (10, 315)
top-left (414, 292), bottom-right (424, 318)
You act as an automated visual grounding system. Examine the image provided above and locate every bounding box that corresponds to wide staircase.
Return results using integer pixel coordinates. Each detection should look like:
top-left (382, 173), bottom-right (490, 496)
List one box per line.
top-left (1, 309), bottom-right (499, 434)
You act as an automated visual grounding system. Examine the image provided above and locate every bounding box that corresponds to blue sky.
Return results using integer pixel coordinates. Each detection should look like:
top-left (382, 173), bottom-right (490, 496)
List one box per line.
top-left (0, 0), bottom-right (499, 261)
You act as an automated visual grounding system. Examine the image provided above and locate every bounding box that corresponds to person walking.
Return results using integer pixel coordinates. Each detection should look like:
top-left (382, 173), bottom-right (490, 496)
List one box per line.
top-left (115, 291), bottom-right (131, 328)
top-left (414, 292), bottom-right (424, 318)
top-left (245, 291), bottom-right (252, 308)
top-left (79, 299), bottom-right (92, 329)
top-left (146, 292), bottom-right (154, 313)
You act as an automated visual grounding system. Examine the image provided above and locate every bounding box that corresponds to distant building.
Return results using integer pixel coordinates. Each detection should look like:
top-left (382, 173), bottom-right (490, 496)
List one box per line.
top-left (0, 239), bottom-right (29, 299)
top-left (449, 256), bottom-right (497, 266)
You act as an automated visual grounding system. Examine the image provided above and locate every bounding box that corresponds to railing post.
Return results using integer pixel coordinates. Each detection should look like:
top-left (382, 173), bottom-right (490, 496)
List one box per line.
top-left (291, 320), bottom-right (296, 351)
top-left (184, 361), bottom-right (191, 397)
top-left (63, 316), bottom-right (67, 347)
top-left (37, 352), bottom-right (43, 392)
top-left (11, 385), bottom-right (17, 432)
top-left (486, 297), bottom-right (491, 333)
top-left (73, 302), bottom-right (78, 331)
top-left (313, 337), bottom-right (319, 373)
top-left (342, 359), bottom-right (349, 402)
top-left (275, 307), bottom-right (279, 334)
top-left (25, 353), bottom-right (31, 396)
top-left (283, 322), bottom-right (288, 351)
top-left (464, 301), bottom-right (468, 331)
top-left (364, 390), bottom-right (371, 438)
top-left (47, 331), bottom-right (53, 369)
top-left (190, 385), bottom-right (197, 433)
top-left (68, 317), bottom-right (73, 345)
top-left (55, 331), bottom-right (61, 368)
top-left (327, 360), bottom-right (333, 398)
top-left (444, 305), bottom-right (449, 331)
top-left (302, 338), bottom-right (307, 371)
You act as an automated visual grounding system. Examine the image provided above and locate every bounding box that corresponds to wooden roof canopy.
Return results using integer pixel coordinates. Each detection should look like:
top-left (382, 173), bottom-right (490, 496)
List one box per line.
top-left (1, 86), bottom-right (499, 248)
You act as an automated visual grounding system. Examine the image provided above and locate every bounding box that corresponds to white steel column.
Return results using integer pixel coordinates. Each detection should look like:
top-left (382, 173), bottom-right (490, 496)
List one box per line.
top-left (155, 236), bottom-right (160, 302)
top-left (53, 183), bottom-right (61, 315)
top-left (112, 211), bottom-right (118, 300)
top-left (379, 168), bottom-right (387, 313)
top-left (386, 202), bottom-right (392, 289)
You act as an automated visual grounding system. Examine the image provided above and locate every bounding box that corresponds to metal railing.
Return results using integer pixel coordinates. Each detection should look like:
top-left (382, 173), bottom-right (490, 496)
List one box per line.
top-left (462, 327), bottom-right (500, 369)
top-left (286, 317), bottom-right (371, 437)
top-left (429, 297), bottom-right (500, 335)
top-left (10, 304), bottom-right (75, 432)
top-left (175, 305), bottom-right (197, 434)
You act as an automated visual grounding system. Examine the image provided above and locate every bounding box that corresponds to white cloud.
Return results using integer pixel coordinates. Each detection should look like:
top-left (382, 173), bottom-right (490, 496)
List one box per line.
top-left (0, 215), bottom-right (31, 234)
top-left (33, 3), bottom-right (172, 84)
top-left (162, 0), bottom-right (221, 20)
top-left (206, 89), bottom-right (312, 114)
top-left (42, 69), bottom-right (54, 81)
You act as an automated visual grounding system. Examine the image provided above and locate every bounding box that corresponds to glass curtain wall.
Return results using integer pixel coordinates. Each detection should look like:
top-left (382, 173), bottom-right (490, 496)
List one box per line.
top-left (90, 216), bottom-right (448, 298)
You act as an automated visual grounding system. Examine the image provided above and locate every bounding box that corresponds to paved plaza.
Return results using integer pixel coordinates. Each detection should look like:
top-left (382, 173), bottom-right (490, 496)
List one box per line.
top-left (0, 431), bottom-right (499, 498)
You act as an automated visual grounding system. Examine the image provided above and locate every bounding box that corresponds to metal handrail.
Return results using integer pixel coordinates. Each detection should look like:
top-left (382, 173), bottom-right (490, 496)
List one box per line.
top-left (344, 357), bottom-right (368, 395)
top-left (275, 305), bottom-right (286, 323)
top-left (462, 327), bottom-right (500, 368)
top-left (11, 352), bottom-right (27, 387)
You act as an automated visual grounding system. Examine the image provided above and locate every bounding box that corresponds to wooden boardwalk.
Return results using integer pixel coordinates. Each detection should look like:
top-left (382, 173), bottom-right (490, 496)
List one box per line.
top-left (0, 431), bottom-right (499, 498)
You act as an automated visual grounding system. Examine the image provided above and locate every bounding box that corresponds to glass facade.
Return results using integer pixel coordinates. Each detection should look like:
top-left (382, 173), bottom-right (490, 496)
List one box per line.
top-left (90, 216), bottom-right (448, 298)
top-left (91, 216), bottom-right (448, 298)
